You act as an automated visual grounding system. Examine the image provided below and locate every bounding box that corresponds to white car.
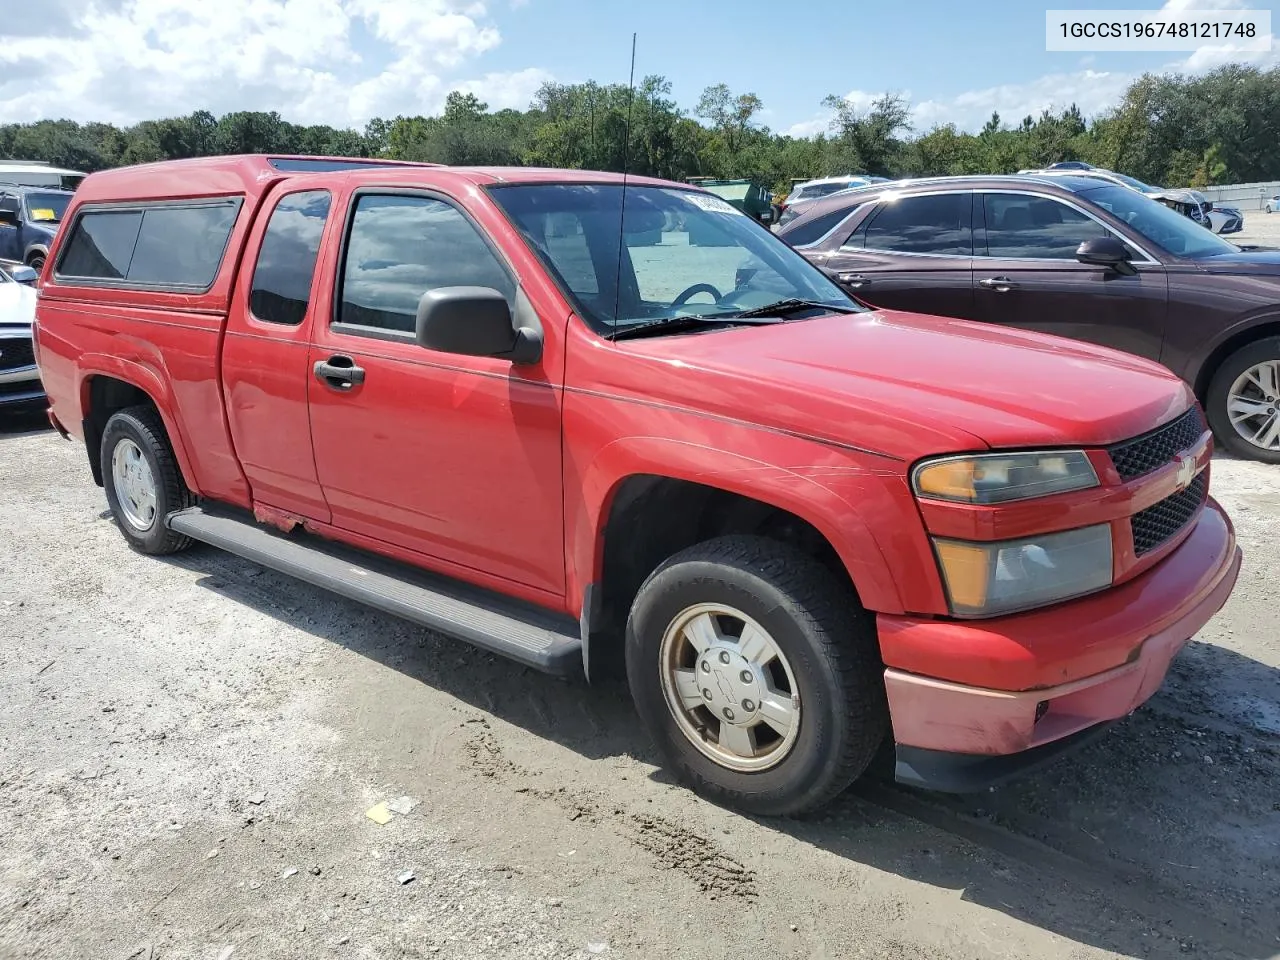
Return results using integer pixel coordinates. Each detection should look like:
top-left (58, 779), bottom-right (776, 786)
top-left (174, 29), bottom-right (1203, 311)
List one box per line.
top-left (1265, 195), bottom-right (1280, 214)
top-left (0, 263), bottom-right (42, 409)
top-left (1021, 169), bottom-right (1244, 234)
top-left (775, 175), bottom-right (890, 230)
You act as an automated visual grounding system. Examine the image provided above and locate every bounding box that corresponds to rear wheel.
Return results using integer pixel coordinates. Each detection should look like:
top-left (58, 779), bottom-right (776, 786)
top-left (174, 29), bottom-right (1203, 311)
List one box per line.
top-left (100, 406), bottom-right (196, 554)
top-left (1206, 338), bottom-right (1280, 464)
top-left (626, 535), bottom-right (887, 816)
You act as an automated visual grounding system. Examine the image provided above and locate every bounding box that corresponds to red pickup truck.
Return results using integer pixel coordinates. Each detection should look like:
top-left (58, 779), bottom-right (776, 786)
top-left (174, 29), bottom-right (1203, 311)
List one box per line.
top-left (33, 155), bottom-right (1241, 815)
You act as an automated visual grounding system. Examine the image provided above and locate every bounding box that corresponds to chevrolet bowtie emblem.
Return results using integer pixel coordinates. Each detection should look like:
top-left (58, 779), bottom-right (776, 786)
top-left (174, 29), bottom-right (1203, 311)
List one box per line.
top-left (1174, 454), bottom-right (1198, 491)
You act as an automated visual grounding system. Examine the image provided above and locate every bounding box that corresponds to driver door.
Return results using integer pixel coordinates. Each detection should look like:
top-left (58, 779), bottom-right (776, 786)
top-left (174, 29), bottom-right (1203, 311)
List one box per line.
top-left (306, 189), bottom-right (567, 597)
top-left (971, 191), bottom-right (1168, 361)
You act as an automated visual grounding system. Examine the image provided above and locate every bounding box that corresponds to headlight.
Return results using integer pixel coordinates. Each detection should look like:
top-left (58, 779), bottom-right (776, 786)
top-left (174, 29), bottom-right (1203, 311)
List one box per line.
top-left (912, 451), bottom-right (1098, 504)
top-left (933, 524), bottom-right (1113, 617)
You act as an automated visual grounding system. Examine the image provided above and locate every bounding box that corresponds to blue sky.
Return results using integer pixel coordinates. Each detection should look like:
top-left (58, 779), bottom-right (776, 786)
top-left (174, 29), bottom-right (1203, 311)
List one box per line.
top-left (2, 0), bottom-right (1275, 133)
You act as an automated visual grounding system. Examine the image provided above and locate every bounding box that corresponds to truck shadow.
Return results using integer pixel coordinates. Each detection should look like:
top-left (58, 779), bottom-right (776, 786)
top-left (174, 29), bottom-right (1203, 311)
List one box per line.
top-left (0, 408), bottom-right (51, 437)
top-left (162, 545), bottom-right (1280, 960)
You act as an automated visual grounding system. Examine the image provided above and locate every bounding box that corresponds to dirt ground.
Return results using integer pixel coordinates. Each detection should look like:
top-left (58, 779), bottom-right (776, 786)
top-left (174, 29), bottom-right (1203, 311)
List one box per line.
top-left (1231, 210), bottom-right (1280, 248)
top-left (0, 412), bottom-right (1277, 960)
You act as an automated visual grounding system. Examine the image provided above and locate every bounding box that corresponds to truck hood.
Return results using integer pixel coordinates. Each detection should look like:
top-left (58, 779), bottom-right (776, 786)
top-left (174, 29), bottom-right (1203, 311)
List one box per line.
top-left (0, 281), bottom-right (36, 327)
top-left (621, 309), bottom-right (1192, 461)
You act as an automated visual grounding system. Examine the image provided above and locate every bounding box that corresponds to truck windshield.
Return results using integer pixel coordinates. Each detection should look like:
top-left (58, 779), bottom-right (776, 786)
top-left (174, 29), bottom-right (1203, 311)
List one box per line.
top-left (489, 183), bottom-right (860, 337)
top-left (1079, 184), bottom-right (1237, 259)
top-left (23, 192), bottom-right (72, 223)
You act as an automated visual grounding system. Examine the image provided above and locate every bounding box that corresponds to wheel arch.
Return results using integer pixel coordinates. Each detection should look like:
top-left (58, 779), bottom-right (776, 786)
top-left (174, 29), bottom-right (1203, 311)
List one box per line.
top-left (79, 362), bottom-right (199, 493)
top-left (1191, 315), bottom-right (1280, 401)
top-left (573, 439), bottom-right (907, 680)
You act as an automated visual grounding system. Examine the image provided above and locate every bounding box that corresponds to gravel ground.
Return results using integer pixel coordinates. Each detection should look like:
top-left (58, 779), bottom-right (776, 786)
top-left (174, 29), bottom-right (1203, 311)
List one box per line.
top-left (1230, 211), bottom-right (1280, 248)
top-left (1, 411), bottom-right (1277, 960)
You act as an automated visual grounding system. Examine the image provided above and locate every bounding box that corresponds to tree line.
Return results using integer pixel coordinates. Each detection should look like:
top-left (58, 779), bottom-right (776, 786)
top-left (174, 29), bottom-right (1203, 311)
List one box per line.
top-left (3, 64), bottom-right (1277, 195)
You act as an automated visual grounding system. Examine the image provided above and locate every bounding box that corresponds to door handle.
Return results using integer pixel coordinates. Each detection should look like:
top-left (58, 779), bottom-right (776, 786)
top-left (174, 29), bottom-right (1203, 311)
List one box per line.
top-left (836, 272), bottom-right (871, 288)
top-left (978, 276), bottom-right (1019, 292)
top-left (313, 355), bottom-right (366, 391)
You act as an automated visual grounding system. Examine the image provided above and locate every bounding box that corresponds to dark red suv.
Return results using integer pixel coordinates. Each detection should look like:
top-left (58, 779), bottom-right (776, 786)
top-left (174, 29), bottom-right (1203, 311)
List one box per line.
top-left (778, 175), bottom-right (1280, 463)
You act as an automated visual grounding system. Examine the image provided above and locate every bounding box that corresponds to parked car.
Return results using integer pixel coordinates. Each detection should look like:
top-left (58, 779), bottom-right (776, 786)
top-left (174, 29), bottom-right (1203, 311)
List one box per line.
top-left (0, 160), bottom-right (87, 190)
top-left (778, 174), bottom-right (1280, 462)
top-left (774, 175), bottom-right (888, 230)
top-left (0, 262), bottom-right (43, 409)
top-left (0, 184), bottom-right (75, 272)
top-left (1022, 169), bottom-right (1246, 236)
top-left (1264, 195), bottom-right (1280, 213)
top-left (35, 155), bottom-right (1240, 814)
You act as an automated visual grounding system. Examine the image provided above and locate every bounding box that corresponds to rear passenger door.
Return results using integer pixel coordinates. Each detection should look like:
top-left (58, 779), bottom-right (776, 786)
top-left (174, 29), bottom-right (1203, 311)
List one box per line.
top-left (223, 186), bottom-right (337, 521)
top-left (817, 191), bottom-right (977, 319)
top-left (306, 189), bottom-right (566, 598)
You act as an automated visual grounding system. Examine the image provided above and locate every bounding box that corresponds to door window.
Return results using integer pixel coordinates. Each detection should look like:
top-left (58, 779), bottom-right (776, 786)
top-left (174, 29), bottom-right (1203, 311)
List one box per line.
top-left (847, 193), bottom-right (972, 256)
top-left (337, 194), bottom-right (514, 334)
top-left (250, 190), bottom-right (332, 325)
top-left (981, 194), bottom-right (1109, 259)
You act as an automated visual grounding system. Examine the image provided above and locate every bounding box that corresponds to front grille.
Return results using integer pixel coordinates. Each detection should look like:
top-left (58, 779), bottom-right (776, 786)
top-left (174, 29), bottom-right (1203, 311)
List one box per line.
top-left (1108, 407), bottom-right (1206, 482)
top-left (0, 337), bottom-right (35, 372)
top-left (1131, 472), bottom-right (1208, 555)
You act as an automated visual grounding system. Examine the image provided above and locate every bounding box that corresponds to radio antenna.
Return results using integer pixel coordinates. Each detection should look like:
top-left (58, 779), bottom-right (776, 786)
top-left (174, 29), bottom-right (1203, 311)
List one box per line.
top-left (609, 32), bottom-right (637, 340)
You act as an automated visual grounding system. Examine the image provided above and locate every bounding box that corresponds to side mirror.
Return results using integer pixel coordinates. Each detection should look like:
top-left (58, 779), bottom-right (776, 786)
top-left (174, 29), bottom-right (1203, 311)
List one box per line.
top-left (415, 286), bottom-right (543, 365)
top-left (1076, 236), bottom-right (1137, 276)
top-left (9, 265), bottom-right (38, 285)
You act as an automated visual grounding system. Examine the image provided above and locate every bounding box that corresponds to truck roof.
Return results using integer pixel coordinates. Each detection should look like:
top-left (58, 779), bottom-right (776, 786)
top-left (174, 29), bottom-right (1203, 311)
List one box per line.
top-left (72, 154), bottom-right (691, 205)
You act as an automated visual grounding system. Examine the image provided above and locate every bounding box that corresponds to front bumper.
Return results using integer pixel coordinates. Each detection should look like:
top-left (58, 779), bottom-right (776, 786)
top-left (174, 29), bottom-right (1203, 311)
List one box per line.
top-left (0, 368), bottom-right (44, 407)
top-left (879, 498), bottom-right (1240, 791)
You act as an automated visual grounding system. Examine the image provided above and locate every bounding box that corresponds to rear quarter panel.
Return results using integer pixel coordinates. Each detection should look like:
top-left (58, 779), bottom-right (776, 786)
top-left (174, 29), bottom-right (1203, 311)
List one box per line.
top-left (34, 176), bottom-right (271, 505)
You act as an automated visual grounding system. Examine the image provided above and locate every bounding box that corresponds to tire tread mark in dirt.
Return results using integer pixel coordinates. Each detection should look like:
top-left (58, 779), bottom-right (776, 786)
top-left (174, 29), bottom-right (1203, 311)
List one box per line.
top-left (854, 783), bottom-right (1274, 959)
top-left (628, 813), bottom-right (758, 900)
top-left (459, 728), bottom-right (758, 900)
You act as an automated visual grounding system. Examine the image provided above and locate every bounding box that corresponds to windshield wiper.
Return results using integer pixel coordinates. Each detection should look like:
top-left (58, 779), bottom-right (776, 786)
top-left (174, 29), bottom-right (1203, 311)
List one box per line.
top-left (729, 298), bottom-right (861, 319)
top-left (610, 313), bottom-right (785, 341)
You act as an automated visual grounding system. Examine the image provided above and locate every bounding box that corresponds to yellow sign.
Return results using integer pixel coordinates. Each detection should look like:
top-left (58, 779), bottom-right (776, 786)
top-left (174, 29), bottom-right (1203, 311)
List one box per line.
top-left (30, 209), bottom-right (56, 222)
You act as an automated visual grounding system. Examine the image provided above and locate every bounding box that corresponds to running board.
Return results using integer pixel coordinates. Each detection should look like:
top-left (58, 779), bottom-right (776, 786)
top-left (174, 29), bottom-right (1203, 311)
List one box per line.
top-left (166, 506), bottom-right (582, 676)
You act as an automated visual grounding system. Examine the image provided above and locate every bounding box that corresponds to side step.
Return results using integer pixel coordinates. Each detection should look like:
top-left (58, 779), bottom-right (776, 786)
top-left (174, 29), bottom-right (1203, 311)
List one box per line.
top-left (167, 506), bottom-right (582, 676)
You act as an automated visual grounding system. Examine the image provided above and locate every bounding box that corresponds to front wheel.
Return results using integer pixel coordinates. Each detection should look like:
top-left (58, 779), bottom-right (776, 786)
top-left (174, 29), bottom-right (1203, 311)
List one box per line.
top-left (1206, 338), bottom-right (1280, 463)
top-left (626, 536), bottom-right (887, 816)
top-left (27, 253), bottom-right (45, 273)
top-left (100, 406), bottom-right (196, 554)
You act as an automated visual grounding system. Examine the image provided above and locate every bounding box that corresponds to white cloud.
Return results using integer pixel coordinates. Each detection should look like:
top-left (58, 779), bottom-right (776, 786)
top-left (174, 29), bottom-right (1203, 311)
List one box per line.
top-left (452, 67), bottom-right (553, 110)
top-left (0, 0), bottom-right (551, 128)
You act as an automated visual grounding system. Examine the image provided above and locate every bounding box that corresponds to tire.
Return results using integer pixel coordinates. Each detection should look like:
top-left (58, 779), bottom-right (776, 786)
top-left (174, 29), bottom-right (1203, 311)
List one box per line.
top-left (1205, 337), bottom-right (1280, 464)
top-left (26, 253), bottom-right (45, 273)
top-left (100, 406), bottom-right (196, 554)
top-left (625, 535), bottom-right (887, 816)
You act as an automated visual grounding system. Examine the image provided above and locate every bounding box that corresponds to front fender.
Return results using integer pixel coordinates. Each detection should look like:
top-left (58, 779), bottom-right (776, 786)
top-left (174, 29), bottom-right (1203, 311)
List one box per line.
top-left (76, 354), bottom-right (202, 495)
top-left (568, 432), bottom-right (941, 620)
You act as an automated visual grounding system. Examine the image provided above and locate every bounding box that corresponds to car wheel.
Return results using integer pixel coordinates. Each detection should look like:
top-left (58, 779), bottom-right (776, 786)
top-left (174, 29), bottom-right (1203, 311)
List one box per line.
top-left (1206, 338), bottom-right (1280, 464)
top-left (100, 406), bottom-right (196, 554)
top-left (626, 535), bottom-right (887, 816)
top-left (27, 253), bottom-right (45, 272)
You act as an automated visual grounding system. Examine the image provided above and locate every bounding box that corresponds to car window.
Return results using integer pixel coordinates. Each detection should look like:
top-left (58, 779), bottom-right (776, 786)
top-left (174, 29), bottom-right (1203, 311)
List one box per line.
top-left (338, 194), bottom-right (514, 334)
top-left (490, 183), bottom-right (857, 335)
top-left (849, 193), bottom-right (972, 256)
top-left (250, 190), bottom-right (332, 325)
top-left (22, 192), bottom-right (72, 223)
top-left (783, 207), bottom-right (857, 247)
top-left (57, 211), bottom-right (143, 280)
top-left (58, 202), bottom-right (239, 288)
top-left (981, 194), bottom-right (1109, 259)
top-left (127, 204), bottom-right (240, 287)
